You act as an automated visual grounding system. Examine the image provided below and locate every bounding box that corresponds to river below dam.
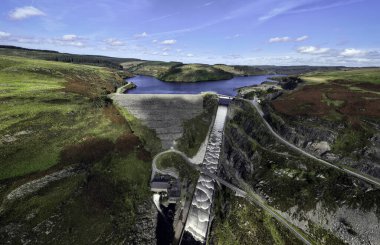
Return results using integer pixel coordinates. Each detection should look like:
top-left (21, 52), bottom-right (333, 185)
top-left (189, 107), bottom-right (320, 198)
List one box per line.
top-left (126, 74), bottom-right (282, 96)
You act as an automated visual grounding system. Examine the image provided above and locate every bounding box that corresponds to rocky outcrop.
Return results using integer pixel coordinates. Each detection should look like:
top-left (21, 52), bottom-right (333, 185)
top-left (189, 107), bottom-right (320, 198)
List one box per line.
top-left (130, 200), bottom-right (157, 244)
top-left (263, 103), bottom-right (380, 178)
top-left (279, 203), bottom-right (380, 245)
top-left (5, 167), bottom-right (77, 202)
top-left (221, 99), bottom-right (380, 244)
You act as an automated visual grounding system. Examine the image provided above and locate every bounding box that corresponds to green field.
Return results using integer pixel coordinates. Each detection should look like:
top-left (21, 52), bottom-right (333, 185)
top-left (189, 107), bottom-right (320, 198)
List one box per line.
top-left (0, 55), bottom-right (154, 243)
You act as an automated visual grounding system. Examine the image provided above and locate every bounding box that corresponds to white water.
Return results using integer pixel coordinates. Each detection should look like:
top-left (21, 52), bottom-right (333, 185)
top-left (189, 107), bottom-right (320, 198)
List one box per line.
top-left (184, 106), bottom-right (228, 243)
top-left (153, 193), bottom-right (163, 215)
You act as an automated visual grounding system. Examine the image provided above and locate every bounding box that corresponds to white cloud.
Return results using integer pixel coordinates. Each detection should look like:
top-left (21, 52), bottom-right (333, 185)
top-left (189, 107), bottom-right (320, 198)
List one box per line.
top-left (340, 48), bottom-right (367, 57)
top-left (66, 41), bottom-right (84, 47)
top-left (161, 39), bottom-right (177, 45)
top-left (9, 6), bottom-right (46, 20)
top-left (297, 46), bottom-right (330, 54)
top-left (295, 35), bottom-right (309, 42)
top-left (0, 31), bottom-right (11, 39)
top-left (62, 34), bottom-right (77, 41)
top-left (187, 53), bottom-right (194, 57)
top-left (269, 35), bottom-right (308, 43)
top-left (204, 1), bottom-right (214, 7)
top-left (162, 52), bottom-right (169, 56)
top-left (162, 47), bottom-right (170, 51)
top-left (134, 32), bottom-right (148, 38)
top-left (269, 36), bottom-right (291, 43)
top-left (105, 38), bottom-right (125, 46)
top-left (152, 39), bottom-right (158, 43)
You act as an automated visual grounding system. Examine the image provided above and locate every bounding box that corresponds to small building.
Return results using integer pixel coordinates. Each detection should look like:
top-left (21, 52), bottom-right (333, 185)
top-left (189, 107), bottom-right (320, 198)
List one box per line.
top-left (218, 95), bottom-right (233, 105)
top-left (168, 181), bottom-right (181, 203)
top-left (151, 181), bottom-right (170, 193)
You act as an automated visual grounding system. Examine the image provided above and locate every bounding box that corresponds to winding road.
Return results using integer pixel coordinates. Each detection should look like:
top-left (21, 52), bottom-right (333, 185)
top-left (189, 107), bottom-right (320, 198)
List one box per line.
top-left (249, 97), bottom-right (380, 189)
top-left (154, 149), bottom-right (313, 245)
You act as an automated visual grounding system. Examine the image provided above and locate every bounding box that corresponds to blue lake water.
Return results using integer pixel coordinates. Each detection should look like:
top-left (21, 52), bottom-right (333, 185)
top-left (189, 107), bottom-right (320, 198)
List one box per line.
top-left (125, 75), bottom-right (282, 96)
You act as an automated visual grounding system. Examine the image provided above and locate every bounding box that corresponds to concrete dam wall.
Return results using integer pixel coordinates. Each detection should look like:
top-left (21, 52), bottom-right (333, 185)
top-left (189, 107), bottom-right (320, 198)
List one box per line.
top-left (112, 94), bottom-right (204, 149)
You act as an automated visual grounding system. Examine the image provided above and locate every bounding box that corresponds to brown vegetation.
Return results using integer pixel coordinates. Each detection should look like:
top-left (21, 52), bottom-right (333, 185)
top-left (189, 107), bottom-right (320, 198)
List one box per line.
top-left (115, 132), bottom-right (141, 155)
top-left (60, 137), bottom-right (114, 165)
top-left (103, 105), bottom-right (130, 126)
top-left (271, 80), bottom-right (380, 123)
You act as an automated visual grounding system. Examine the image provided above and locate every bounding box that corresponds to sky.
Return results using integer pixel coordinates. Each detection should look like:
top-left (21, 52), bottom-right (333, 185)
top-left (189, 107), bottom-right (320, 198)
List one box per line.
top-left (0, 0), bottom-right (379, 66)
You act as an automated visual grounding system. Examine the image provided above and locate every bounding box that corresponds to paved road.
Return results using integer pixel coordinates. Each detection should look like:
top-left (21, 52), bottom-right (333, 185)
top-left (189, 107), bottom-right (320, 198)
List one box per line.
top-left (151, 149), bottom-right (180, 181)
top-left (249, 97), bottom-right (380, 189)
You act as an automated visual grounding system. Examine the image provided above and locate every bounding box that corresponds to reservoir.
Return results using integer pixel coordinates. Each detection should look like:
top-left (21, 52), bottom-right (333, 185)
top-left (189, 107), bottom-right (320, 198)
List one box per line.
top-left (126, 75), bottom-right (281, 96)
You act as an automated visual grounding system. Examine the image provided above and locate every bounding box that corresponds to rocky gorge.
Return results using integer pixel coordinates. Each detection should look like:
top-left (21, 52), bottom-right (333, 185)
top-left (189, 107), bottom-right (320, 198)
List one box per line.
top-left (218, 99), bottom-right (380, 244)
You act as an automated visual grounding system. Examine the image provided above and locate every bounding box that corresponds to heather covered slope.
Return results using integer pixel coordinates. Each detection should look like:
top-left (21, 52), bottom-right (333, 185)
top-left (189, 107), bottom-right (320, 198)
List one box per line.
top-left (268, 70), bottom-right (380, 178)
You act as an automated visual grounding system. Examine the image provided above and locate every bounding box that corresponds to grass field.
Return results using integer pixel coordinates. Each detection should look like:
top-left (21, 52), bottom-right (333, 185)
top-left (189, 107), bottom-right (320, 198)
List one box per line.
top-left (0, 55), bottom-right (154, 243)
top-left (0, 55), bottom-right (127, 180)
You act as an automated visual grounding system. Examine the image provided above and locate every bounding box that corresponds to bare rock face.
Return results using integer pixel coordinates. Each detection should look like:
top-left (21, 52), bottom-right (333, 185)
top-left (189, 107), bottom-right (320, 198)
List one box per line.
top-left (112, 94), bottom-right (204, 149)
top-left (309, 141), bottom-right (331, 156)
top-left (130, 200), bottom-right (157, 244)
top-left (279, 203), bottom-right (380, 245)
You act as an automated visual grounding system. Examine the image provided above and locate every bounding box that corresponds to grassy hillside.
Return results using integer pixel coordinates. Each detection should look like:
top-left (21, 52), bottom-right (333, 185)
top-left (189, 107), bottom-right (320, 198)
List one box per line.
top-left (300, 68), bottom-right (380, 84)
top-left (159, 64), bottom-right (234, 82)
top-left (122, 60), bottom-right (182, 78)
top-left (0, 45), bottom-right (139, 70)
top-left (270, 69), bottom-right (380, 175)
top-left (0, 55), bottom-right (154, 243)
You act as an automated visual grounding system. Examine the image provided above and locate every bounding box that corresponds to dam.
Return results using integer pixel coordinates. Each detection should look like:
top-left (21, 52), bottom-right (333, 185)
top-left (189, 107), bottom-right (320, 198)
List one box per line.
top-left (182, 105), bottom-right (228, 244)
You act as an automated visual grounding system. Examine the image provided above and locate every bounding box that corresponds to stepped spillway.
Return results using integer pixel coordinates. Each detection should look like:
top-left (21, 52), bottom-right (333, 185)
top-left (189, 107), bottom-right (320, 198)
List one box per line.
top-left (183, 105), bottom-right (228, 243)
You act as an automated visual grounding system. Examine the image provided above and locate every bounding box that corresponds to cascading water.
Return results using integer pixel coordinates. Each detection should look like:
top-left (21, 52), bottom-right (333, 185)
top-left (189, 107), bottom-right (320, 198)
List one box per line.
top-left (153, 193), bottom-right (163, 215)
top-left (183, 105), bottom-right (228, 243)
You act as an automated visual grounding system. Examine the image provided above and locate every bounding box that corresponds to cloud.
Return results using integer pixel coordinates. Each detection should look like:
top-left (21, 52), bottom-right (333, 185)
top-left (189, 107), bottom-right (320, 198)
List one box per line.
top-left (9, 6), bottom-right (46, 20)
top-left (269, 36), bottom-right (291, 43)
top-left (162, 52), bottom-right (169, 56)
top-left (269, 35), bottom-right (309, 43)
top-left (134, 32), bottom-right (148, 38)
top-left (64, 41), bottom-right (84, 47)
top-left (62, 34), bottom-right (77, 41)
top-left (340, 48), bottom-right (367, 57)
top-left (295, 35), bottom-right (309, 42)
top-left (0, 31), bottom-right (11, 39)
top-left (162, 47), bottom-right (170, 51)
top-left (297, 46), bottom-right (330, 54)
top-left (204, 1), bottom-right (214, 7)
top-left (161, 39), bottom-right (177, 45)
top-left (152, 39), bottom-right (158, 43)
top-left (259, 5), bottom-right (294, 22)
top-left (259, 0), bottom-right (365, 22)
top-left (187, 53), bottom-right (194, 57)
top-left (105, 38), bottom-right (125, 46)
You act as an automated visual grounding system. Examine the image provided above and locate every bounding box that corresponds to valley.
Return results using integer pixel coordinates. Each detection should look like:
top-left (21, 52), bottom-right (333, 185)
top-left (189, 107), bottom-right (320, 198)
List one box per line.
top-left (0, 46), bottom-right (379, 245)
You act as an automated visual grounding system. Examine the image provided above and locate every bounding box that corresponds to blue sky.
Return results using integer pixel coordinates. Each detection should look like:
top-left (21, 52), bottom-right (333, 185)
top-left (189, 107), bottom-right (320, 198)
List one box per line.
top-left (0, 0), bottom-right (379, 66)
